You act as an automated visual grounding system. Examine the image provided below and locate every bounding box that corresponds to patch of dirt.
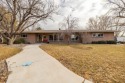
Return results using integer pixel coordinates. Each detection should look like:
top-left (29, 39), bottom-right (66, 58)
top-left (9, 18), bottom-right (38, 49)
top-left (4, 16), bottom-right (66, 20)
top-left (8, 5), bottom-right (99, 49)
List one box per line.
top-left (0, 60), bottom-right (9, 83)
top-left (7, 44), bottom-right (27, 48)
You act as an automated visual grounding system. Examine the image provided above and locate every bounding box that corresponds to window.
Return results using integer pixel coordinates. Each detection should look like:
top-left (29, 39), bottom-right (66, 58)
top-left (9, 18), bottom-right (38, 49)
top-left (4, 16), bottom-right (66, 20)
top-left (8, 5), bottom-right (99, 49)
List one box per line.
top-left (98, 33), bottom-right (103, 37)
top-left (54, 35), bottom-right (57, 40)
top-left (49, 35), bottom-right (53, 40)
top-left (92, 33), bottom-right (103, 38)
top-left (21, 34), bottom-right (27, 38)
top-left (71, 34), bottom-right (75, 41)
top-left (71, 34), bottom-right (79, 41)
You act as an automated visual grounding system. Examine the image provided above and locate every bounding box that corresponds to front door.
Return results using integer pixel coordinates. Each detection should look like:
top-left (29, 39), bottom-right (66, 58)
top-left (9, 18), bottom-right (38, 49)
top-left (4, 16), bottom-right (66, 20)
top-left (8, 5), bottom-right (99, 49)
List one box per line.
top-left (36, 34), bottom-right (42, 43)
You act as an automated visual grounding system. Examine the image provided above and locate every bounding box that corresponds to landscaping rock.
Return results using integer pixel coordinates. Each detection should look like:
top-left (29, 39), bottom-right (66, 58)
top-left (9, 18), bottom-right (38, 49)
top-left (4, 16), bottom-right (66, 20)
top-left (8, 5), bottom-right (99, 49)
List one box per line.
top-left (0, 60), bottom-right (8, 83)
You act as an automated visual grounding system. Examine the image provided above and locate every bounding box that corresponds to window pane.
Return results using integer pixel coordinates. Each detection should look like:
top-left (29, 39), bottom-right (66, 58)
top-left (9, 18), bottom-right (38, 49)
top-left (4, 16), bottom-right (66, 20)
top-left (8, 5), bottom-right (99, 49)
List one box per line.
top-left (92, 34), bottom-right (96, 37)
top-left (100, 34), bottom-right (103, 37)
top-left (92, 33), bottom-right (103, 37)
top-left (49, 35), bottom-right (53, 40)
top-left (21, 34), bottom-right (27, 38)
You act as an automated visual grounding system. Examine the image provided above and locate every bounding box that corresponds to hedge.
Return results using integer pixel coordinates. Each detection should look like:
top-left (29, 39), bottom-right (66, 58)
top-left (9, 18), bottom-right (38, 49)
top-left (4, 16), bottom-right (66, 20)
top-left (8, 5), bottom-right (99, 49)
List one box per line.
top-left (92, 40), bottom-right (116, 44)
top-left (14, 38), bottom-right (26, 44)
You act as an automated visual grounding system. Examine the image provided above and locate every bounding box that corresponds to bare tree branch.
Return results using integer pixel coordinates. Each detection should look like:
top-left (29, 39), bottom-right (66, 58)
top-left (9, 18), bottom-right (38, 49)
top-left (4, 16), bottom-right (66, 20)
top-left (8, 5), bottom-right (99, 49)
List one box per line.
top-left (59, 14), bottom-right (79, 44)
top-left (0, 0), bottom-right (58, 45)
top-left (107, 0), bottom-right (125, 36)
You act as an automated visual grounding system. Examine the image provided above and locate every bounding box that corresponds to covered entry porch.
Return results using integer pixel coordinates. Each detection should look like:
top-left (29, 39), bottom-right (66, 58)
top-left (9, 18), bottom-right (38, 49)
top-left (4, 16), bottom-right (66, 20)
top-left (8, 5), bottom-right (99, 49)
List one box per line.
top-left (35, 32), bottom-right (81, 43)
top-left (35, 33), bottom-right (61, 43)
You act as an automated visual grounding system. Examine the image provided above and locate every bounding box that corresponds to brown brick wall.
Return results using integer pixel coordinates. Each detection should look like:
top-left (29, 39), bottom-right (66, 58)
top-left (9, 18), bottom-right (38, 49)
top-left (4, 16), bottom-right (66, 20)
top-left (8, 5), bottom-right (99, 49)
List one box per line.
top-left (23, 32), bottom-right (115, 44)
top-left (26, 34), bottom-right (36, 44)
top-left (82, 32), bottom-right (115, 43)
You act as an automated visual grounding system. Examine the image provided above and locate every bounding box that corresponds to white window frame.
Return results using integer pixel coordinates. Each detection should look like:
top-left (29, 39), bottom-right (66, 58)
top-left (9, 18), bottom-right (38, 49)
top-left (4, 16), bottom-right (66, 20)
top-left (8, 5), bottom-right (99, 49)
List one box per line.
top-left (92, 33), bottom-right (104, 38)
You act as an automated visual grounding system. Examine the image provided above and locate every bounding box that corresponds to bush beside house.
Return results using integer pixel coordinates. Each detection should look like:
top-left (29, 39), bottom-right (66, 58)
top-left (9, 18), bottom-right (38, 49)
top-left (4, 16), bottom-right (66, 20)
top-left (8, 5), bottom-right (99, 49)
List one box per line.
top-left (92, 40), bottom-right (116, 44)
top-left (14, 38), bottom-right (31, 44)
top-left (14, 38), bottom-right (26, 44)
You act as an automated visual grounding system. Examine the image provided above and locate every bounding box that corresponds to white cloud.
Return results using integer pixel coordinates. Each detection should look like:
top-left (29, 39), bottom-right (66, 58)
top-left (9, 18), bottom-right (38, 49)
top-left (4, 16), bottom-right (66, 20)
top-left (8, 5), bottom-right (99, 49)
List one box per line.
top-left (39, 0), bottom-right (109, 30)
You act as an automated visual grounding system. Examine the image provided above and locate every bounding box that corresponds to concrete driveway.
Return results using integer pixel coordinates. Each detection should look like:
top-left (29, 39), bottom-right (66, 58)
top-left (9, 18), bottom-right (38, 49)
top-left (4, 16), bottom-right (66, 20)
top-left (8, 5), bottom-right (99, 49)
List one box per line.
top-left (6, 44), bottom-right (92, 83)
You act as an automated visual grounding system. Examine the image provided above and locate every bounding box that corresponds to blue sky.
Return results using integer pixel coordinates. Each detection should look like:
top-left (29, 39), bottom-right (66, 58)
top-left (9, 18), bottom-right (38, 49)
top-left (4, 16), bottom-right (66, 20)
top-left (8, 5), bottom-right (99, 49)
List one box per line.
top-left (38, 0), bottom-right (109, 30)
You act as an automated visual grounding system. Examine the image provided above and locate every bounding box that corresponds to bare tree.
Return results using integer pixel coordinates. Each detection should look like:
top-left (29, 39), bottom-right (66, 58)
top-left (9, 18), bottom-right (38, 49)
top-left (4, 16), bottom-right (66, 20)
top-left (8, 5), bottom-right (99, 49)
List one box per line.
top-left (107, 0), bottom-right (125, 36)
top-left (107, 0), bottom-right (125, 19)
top-left (87, 15), bottom-right (113, 30)
top-left (112, 18), bottom-right (125, 37)
top-left (86, 14), bottom-right (125, 36)
top-left (0, 0), bottom-right (57, 45)
top-left (59, 14), bottom-right (79, 44)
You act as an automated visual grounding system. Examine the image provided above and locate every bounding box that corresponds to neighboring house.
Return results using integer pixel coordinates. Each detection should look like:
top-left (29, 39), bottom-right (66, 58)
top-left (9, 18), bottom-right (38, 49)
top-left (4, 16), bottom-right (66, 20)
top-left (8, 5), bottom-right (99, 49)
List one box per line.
top-left (19, 30), bottom-right (117, 44)
top-left (117, 36), bottom-right (125, 43)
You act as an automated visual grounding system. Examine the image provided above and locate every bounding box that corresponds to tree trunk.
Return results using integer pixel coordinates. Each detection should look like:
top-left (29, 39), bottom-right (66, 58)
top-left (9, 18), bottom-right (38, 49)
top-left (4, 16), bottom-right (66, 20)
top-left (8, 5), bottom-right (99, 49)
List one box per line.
top-left (8, 39), bottom-right (14, 45)
top-left (7, 37), bottom-right (16, 45)
top-left (0, 37), bottom-right (4, 44)
top-left (1, 37), bottom-right (4, 43)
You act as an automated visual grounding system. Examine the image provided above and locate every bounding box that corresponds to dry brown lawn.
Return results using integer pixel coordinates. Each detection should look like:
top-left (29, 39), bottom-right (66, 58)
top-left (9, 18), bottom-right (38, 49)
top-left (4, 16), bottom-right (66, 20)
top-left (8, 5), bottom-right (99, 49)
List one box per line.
top-left (40, 44), bottom-right (125, 83)
top-left (0, 45), bottom-right (21, 61)
top-left (0, 45), bottom-right (21, 83)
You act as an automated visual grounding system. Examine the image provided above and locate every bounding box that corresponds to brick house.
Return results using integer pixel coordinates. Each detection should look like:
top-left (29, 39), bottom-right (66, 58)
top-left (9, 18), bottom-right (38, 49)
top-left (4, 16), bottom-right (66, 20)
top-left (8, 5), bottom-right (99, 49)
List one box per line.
top-left (19, 30), bottom-right (117, 44)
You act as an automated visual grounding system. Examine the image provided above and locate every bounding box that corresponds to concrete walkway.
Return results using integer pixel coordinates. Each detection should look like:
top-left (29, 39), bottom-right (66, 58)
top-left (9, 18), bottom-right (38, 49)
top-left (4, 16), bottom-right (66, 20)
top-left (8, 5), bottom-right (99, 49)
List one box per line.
top-left (6, 44), bottom-right (92, 83)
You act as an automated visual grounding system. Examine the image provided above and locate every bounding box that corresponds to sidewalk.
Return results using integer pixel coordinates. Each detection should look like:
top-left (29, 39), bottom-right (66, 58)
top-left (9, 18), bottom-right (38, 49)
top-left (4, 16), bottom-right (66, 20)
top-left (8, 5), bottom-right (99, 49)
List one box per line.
top-left (6, 44), bottom-right (92, 83)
